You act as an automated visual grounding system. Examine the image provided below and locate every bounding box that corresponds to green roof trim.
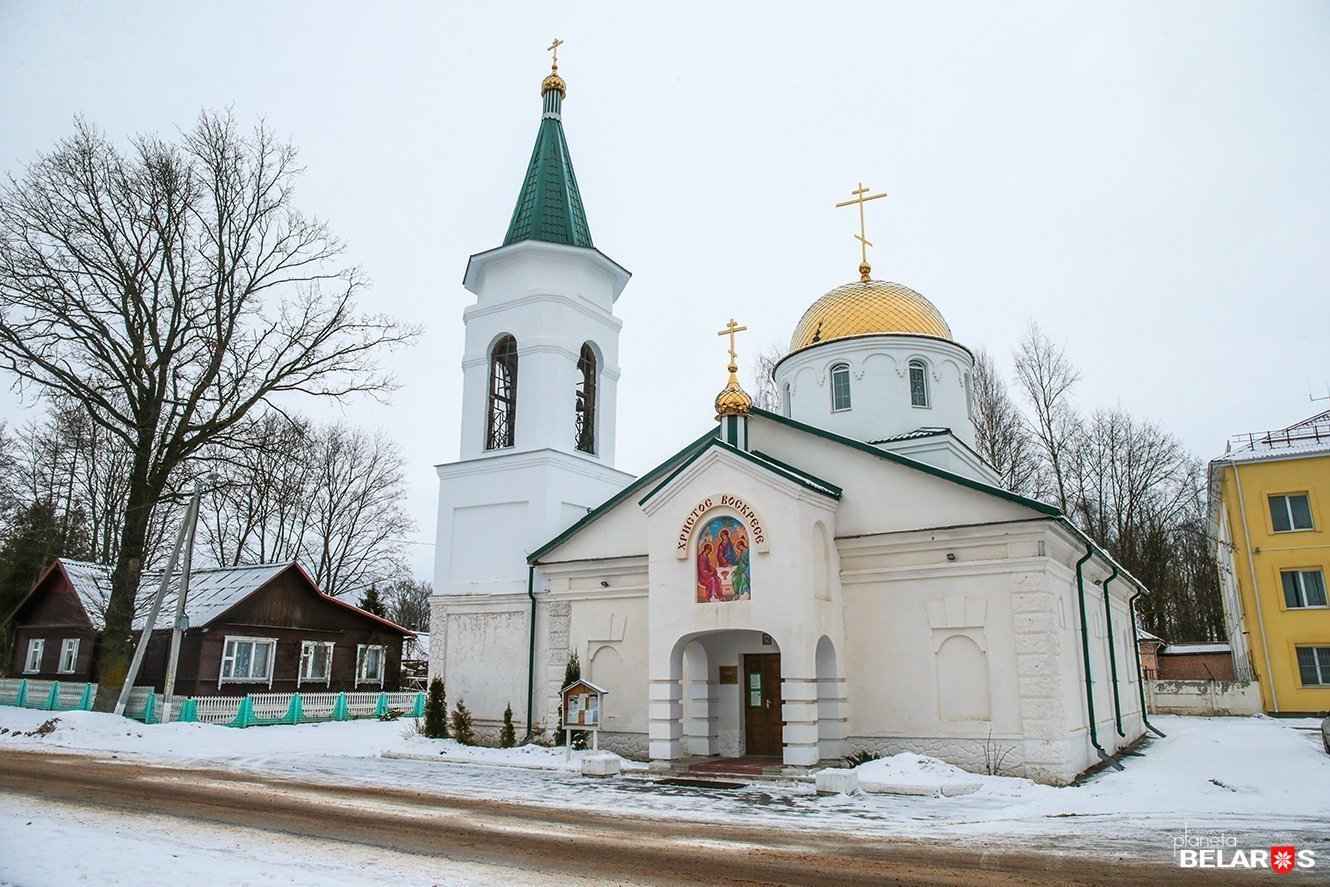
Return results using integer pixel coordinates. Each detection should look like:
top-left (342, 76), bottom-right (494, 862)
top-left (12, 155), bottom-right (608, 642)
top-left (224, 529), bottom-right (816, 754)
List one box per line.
top-left (528, 428), bottom-right (718, 565)
top-left (637, 439), bottom-right (843, 508)
top-left (503, 102), bottom-right (594, 248)
top-left (749, 407), bottom-right (1061, 516)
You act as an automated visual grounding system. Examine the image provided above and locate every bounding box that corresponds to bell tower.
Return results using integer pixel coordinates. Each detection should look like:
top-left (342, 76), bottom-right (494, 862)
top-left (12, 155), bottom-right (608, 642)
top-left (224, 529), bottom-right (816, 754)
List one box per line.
top-left (435, 45), bottom-right (634, 597)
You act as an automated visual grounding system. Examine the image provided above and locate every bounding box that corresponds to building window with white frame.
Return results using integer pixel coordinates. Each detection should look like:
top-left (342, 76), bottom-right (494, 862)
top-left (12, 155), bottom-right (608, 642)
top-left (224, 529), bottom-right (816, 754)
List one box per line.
top-left (299, 640), bottom-right (335, 686)
top-left (58, 638), bottom-right (80, 674)
top-left (1269, 493), bottom-right (1314, 532)
top-left (220, 636), bottom-right (276, 685)
top-left (1296, 646), bottom-right (1330, 687)
top-left (23, 638), bottom-right (44, 673)
top-left (909, 358), bottom-right (929, 408)
top-left (1282, 569), bottom-right (1328, 609)
top-left (964, 370), bottom-right (974, 418)
top-left (830, 364), bottom-right (851, 411)
top-left (782, 382), bottom-right (792, 417)
top-left (357, 644), bottom-right (386, 686)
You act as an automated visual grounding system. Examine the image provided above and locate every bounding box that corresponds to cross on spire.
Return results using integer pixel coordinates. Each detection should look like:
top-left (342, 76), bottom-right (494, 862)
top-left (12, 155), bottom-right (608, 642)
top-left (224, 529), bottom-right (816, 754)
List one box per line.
top-left (717, 318), bottom-right (748, 372)
top-left (835, 180), bottom-right (888, 282)
top-left (548, 38), bottom-right (564, 71)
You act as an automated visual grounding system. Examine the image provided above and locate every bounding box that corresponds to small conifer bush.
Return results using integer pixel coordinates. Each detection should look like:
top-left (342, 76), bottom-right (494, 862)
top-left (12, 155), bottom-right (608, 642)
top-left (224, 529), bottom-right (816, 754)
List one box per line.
top-left (499, 702), bottom-right (517, 748)
top-left (423, 677), bottom-right (448, 739)
top-left (450, 698), bottom-right (476, 746)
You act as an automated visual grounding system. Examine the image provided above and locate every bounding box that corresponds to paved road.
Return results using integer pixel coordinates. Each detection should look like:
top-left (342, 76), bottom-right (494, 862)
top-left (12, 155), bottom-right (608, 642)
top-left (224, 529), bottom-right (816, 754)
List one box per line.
top-left (0, 748), bottom-right (1256, 885)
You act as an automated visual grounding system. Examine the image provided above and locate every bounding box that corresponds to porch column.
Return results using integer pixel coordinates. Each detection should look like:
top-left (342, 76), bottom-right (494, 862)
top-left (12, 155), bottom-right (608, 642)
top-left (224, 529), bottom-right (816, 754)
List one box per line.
top-left (780, 676), bottom-right (820, 768)
top-left (682, 646), bottom-right (716, 756)
top-left (818, 674), bottom-right (849, 760)
top-left (648, 677), bottom-right (683, 765)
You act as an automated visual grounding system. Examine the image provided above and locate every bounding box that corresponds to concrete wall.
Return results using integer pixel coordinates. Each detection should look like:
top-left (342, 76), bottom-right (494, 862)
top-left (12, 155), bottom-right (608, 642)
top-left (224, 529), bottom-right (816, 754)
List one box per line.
top-left (1147, 679), bottom-right (1262, 716)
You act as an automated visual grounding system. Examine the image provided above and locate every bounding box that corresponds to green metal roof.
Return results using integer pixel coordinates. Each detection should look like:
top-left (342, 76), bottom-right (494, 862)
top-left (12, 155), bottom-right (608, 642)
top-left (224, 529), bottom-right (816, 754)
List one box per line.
top-left (503, 96), bottom-right (594, 248)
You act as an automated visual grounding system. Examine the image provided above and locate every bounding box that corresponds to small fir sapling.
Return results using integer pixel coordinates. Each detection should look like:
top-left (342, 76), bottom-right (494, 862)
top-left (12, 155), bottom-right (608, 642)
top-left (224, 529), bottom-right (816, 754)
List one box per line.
top-left (423, 676), bottom-right (448, 739)
top-left (450, 698), bottom-right (476, 746)
top-left (499, 702), bottom-right (517, 748)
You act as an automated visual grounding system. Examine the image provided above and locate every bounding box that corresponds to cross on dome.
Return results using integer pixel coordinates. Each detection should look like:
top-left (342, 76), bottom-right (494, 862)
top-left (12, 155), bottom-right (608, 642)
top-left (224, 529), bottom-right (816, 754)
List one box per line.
top-left (835, 181), bottom-right (888, 282)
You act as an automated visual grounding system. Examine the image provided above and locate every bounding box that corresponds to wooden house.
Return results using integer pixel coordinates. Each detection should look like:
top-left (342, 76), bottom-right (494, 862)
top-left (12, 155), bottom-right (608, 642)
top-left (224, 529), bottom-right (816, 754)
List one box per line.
top-left (9, 559), bottom-right (413, 696)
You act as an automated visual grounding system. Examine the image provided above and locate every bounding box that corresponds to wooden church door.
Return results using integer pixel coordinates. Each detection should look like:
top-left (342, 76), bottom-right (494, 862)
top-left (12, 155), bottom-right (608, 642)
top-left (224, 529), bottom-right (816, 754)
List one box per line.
top-left (743, 653), bottom-right (783, 756)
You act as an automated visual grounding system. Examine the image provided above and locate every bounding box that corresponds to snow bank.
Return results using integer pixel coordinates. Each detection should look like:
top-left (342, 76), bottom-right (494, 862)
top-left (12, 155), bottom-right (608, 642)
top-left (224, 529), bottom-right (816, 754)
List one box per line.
top-left (853, 753), bottom-right (985, 796)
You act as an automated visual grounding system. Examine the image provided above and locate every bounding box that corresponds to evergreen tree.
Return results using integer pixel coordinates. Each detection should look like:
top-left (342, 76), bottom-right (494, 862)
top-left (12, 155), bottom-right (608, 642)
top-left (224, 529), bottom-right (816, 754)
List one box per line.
top-left (499, 702), bottom-right (516, 748)
top-left (422, 676), bottom-right (448, 739)
top-left (450, 698), bottom-right (475, 746)
top-left (358, 585), bottom-right (387, 618)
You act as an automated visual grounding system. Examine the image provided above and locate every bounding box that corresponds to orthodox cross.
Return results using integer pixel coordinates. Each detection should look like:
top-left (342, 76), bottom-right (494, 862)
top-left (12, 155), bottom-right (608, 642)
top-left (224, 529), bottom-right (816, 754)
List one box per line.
top-left (835, 181), bottom-right (887, 281)
top-left (548, 38), bottom-right (564, 71)
top-left (717, 319), bottom-right (748, 370)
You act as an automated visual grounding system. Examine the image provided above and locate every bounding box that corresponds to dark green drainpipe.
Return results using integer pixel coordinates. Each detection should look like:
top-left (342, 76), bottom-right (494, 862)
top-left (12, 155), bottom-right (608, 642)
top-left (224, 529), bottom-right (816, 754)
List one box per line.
top-left (1075, 543), bottom-right (1123, 771)
top-left (525, 564), bottom-right (536, 742)
top-left (1102, 566), bottom-right (1126, 738)
top-left (1129, 587), bottom-right (1167, 738)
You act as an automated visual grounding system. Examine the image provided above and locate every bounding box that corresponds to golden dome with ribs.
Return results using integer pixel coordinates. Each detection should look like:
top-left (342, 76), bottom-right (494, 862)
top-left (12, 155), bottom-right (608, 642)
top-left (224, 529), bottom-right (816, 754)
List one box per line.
top-left (789, 279), bottom-right (952, 352)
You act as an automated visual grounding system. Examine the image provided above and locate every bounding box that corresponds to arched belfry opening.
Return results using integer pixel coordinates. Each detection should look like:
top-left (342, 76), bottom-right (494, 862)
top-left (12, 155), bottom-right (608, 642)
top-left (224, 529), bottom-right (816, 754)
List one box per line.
top-left (486, 335), bottom-right (518, 450)
top-left (575, 342), bottom-right (597, 454)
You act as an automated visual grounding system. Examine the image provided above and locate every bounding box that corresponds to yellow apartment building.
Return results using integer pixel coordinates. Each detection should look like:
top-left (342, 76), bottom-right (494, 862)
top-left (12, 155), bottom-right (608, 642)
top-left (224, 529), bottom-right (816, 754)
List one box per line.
top-left (1210, 410), bottom-right (1330, 715)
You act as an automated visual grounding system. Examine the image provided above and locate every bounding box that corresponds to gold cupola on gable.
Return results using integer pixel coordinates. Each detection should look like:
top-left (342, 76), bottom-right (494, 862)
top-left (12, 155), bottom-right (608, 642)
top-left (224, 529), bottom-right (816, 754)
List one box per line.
top-left (714, 319), bottom-right (753, 419)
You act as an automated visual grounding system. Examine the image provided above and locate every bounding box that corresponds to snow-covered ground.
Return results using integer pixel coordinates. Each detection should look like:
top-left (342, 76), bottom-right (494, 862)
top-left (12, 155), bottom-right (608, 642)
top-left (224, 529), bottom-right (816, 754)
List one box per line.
top-left (1, 706), bottom-right (1327, 881)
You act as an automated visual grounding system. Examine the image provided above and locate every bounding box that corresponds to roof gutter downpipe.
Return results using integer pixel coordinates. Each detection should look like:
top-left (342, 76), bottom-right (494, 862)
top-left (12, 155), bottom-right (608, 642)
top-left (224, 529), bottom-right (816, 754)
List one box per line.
top-left (1128, 586), bottom-right (1167, 738)
top-left (1074, 542), bottom-right (1124, 771)
top-left (1101, 565), bottom-right (1126, 738)
top-left (523, 564), bottom-right (537, 744)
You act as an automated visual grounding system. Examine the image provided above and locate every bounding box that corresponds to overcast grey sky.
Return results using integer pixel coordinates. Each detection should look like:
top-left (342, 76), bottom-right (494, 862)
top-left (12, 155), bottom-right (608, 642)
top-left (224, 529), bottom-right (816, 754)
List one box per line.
top-left (2, 1), bottom-right (1328, 581)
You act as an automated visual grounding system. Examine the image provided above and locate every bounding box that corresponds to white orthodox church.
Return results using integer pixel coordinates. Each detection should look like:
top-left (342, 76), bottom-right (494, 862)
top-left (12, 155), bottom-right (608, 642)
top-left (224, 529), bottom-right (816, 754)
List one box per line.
top-left (430, 55), bottom-right (1150, 785)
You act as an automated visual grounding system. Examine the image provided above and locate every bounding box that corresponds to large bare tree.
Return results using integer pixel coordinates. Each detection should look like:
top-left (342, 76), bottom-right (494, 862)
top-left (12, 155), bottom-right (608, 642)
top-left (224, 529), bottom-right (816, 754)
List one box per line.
top-left (0, 113), bottom-right (416, 706)
top-left (971, 347), bottom-right (1041, 496)
top-left (1013, 321), bottom-right (1082, 511)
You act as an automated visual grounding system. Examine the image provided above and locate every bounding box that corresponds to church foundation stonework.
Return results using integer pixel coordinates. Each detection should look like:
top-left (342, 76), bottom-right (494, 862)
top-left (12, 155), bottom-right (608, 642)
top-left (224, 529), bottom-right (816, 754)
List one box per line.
top-left (428, 52), bottom-right (1148, 785)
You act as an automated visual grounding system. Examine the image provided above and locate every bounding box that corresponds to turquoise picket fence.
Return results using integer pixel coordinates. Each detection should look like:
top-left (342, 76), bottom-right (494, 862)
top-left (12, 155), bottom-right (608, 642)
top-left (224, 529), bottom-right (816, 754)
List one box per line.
top-left (0, 679), bottom-right (423, 728)
top-left (0, 678), bottom-right (158, 722)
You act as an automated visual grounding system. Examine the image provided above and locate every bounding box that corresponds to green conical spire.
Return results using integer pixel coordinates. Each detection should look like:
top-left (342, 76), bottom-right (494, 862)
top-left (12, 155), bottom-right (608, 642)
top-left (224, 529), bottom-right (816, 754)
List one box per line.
top-left (502, 61), bottom-right (594, 248)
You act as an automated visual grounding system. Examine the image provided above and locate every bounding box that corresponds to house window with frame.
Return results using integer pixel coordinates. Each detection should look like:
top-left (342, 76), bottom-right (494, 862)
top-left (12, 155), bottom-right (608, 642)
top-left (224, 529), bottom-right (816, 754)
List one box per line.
top-left (782, 382), bottom-right (792, 417)
top-left (1282, 569), bottom-right (1328, 609)
top-left (830, 364), bottom-right (852, 411)
top-left (220, 636), bottom-right (276, 684)
top-left (1269, 493), bottom-right (1314, 532)
top-left (1296, 646), bottom-right (1330, 687)
top-left (909, 359), bottom-right (930, 408)
top-left (299, 640), bottom-right (335, 686)
top-left (575, 343), bottom-right (597, 454)
top-left (23, 638), bottom-right (44, 673)
top-left (58, 638), bottom-right (80, 674)
top-left (486, 335), bottom-right (518, 450)
top-left (357, 644), bottom-right (386, 686)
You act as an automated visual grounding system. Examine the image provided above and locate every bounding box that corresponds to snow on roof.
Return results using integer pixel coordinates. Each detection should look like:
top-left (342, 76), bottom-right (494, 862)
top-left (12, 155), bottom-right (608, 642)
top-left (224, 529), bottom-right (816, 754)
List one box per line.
top-left (1136, 627), bottom-right (1164, 643)
top-left (1161, 643), bottom-right (1232, 655)
top-left (60, 559), bottom-right (288, 631)
top-left (403, 632), bottom-right (430, 661)
top-left (1221, 410), bottom-right (1330, 463)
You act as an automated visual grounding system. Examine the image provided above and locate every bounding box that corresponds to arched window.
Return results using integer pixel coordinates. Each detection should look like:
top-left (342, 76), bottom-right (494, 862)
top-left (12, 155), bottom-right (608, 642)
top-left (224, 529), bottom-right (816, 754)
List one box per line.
top-left (830, 364), bottom-right (851, 411)
top-left (782, 382), bottom-right (792, 417)
top-left (964, 371), bottom-right (974, 418)
top-left (486, 335), bottom-right (518, 450)
top-left (909, 358), bottom-right (929, 408)
top-left (575, 342), bottom-right (597, 454)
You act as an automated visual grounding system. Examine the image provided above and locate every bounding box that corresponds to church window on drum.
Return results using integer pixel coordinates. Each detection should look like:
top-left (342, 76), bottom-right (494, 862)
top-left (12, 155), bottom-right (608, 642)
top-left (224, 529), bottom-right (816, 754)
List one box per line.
top-left (486, 335), bottom-right (518, 450)
top-left (909, 359), bottom-right (930, 408)
top-left (575, 343), bottom-right (597, 454)
top-left (830, 364), bottom-right (852, 411)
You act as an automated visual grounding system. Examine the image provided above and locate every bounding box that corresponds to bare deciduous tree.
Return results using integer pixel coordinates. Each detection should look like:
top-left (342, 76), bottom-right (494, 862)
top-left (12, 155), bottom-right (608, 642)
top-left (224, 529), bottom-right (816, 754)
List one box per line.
top-left (381, 577), bottom-right (432, 632)
top-left (1013, 321), bottom-right (1082, 511)
top-left (971, 348), bottom-right (1041, 496)
top-left (200, 418), bottom-right (413, 599)
top-left (0, 113), bottom-right (417, 706)
top-left (747, 341), bottom-right (787, 413)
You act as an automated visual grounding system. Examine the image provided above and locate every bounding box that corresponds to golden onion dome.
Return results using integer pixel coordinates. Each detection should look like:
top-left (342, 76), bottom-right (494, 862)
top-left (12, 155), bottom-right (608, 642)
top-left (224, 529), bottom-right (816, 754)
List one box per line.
top-left (789, 279), bottom-right (952, 352)
top-left (714, 366), bottom-right (753, 419)
top-left (541, 72), bottom-right (566, 96)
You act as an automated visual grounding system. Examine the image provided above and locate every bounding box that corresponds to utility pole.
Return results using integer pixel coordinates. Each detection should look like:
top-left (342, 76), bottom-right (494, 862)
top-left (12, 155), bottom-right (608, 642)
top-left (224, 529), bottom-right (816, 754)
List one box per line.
top-left (161, 473), bottom-right (216, 723)
top-left (113, 478), bottom-right (211, 718)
